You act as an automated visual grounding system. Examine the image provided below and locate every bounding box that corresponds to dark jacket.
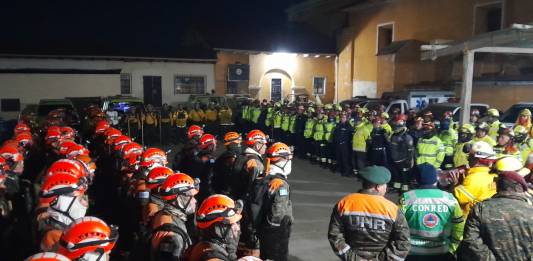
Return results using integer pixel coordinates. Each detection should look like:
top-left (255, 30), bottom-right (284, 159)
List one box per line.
top-left (333, 122), bottom-right (354, 145)
top-left (328, 190), bottom-right (411, 261)
top-left (458, 191), bottom-right (533, 261)
top-left (295, 114), bottom-right (308, 135)
top-left (389, 128), bottom-right (415, 166)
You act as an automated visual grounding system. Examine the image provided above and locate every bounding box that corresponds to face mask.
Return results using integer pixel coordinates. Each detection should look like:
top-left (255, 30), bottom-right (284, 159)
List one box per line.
top-left (49, 195), bottom-right (88, 225)
top-left (79, 249), bottom-right (108, 261)
top-left (271, 159), bottom-right (292, 176)
top-left (459, 133), bottom-right (472, 143)
top-left (176, 195), bottom-right (196, 215)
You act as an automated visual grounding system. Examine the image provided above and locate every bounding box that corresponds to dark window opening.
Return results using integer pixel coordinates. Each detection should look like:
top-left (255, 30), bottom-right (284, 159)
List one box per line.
top-left (377, 24), bottom-right (393, 52)
top-left (475, 3), bottom-right (502, 34)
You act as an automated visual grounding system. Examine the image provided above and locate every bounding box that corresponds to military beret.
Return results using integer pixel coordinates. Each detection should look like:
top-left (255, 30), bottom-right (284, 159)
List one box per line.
top-left (359, 165), bottom-right (391, 185)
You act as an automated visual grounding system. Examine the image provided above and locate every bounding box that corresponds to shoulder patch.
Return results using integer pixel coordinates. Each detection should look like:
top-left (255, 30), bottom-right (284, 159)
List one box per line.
top-left (269, 178), bottom-right (285, 194)
top-left (245, 159), bottom-right (257, 171)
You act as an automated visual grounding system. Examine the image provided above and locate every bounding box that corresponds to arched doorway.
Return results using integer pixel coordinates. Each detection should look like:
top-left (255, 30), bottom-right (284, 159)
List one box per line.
top-left (259, 69), bottom-right (293, 102)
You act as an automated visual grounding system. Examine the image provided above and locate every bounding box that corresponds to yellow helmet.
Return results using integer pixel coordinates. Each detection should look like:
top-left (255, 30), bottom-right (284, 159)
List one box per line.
top-left (487, 108), bottom-right (499, 117)
top-left (381, 112), bottom-right (390, 119)
top-left (307, 107), bottom-right (315, 113)
top-left (324, 104), bottom-right (333, 110)
top-left (460, 124), bottom-right (475, 134)
top-left (495, 156), bottom-right (530, 177)
top-left (519, 109), bottom-right (532, 117)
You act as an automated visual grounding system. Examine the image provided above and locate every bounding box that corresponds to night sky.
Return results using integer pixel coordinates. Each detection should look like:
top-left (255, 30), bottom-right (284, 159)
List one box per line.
top-left (0, 0), bottom-right (332, 57)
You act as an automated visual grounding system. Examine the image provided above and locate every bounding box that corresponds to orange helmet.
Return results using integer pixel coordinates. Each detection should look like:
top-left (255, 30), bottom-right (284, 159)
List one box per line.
top-left (121, 142), bottom-right (143, 158)
top-left (15, 123), bottom-right (31, 135)
top-left (112, 135), bottom-right (132, 151)
top-left (146, 166), bottom-right (174, 191)
top-left (198, 134), bottom-right (216, 150)
top-left (65, 144), bottom-right (90, 159)
top-left (158, 173), bottom-right (199, 201)
top-left (45, 129), bottom-right (62, 145)
top-left (266, 142), bottom-right (293, 162)
top-left (58, 140), bottom-right (78, 156)
top-left (60, 127), bottom-right (76, 140)
top-left (15, 132), bottom-right (33, 147)
top-left (0, 145), bottom-right (24, 163)
top-left (187, 125), bottom-right (204, 139)
top-left (245, 130), bottom-right (267, 146)
top-left (224, 132), bottom-right (242, 146)
top-left (196, 194), bottom-right (242, 229)
top-left (141, 148), bottom-right (167, 168)
top-left (24, 252), bottom-right (71, 261)
top-left (57, 217), bottom-right (118, 259)
top-left (47, 159), bottom-right (86, 180)
top-left (74, 155), bottom-right (96, 180)
top-left (95, 120), bottom-right (110, 134)
top-left (40, 173), bottom-right (85, 203)
top-left (104, 128), bottom-right (122, 144)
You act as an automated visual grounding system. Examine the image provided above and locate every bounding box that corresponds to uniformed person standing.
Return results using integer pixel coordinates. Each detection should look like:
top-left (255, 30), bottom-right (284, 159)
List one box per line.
top-left (352, 111), bottom-right (373, 173)
top-left (250, 143), bottom-right (293, 261)
top-left (188, 103), bottom-right (204, 127)
top-left (454, 124), bottom-right (475, 168)
top-left (218, 105), bottom-right (233, 137)
top-left (313, 109), bottom-right (327, 164)
top-left (389, 114), bottom-right (415, 192)
top-left (324, 106), bottom-right (337, 168)
top-left (126, 106), bottom-right (141, 141)
top-left (328, 166), bottom-right (411, 261)
top-left (416, 122), bottom-right (445, 169)
top-left (272, 103), bottom-right (283, 142)
top-left (294, 105), bottom-right (307, 157)
top-left (160, 103), bottom-right (174, 144)
top-left (332, 112), bottom-right (354, 177)
top-left (486, 108), bottom-right (501, 140)
top-left (205, 103), bottom-right (218, 135)
top-left (142, 104), bottom-right (159, 145)
top-left (303, 107), bottom-right (316, 159)
top-left (438, 114), bottom-right (458, 170)
top-left (174, 105), bottom-right (188, 144)
top-left (280, 107), bottom-right (291, 144)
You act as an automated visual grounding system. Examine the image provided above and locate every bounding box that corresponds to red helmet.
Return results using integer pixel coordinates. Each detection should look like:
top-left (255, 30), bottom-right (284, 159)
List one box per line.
top-left (58, 140), bottom-right (78, 156)
top-left (24, 252), bottom-right (71, 261)
top-left (158, 173), bottom-right (199, 201)
top-left (0, 145), bottom-right (24, 163)
top-left (95, 120), bottom-right (110, 134)
top-left (45, 129), bottom-right (62, 145)
top-left (187, 125), bottom-right (204, 139)
top-left (266, 142), bottom-right (293, 162)
top-left (46, 159), bottom-right (86, 180)
top-left (121, 142), bottom-right (143, 157)
top-left (112, 135), bottom-right (132, 151)
top-left (74, 155), bottom-right (96, 181)
top-left (60, 127), bottom-right (76, 140)
top-left (104, 128), bottom-right (122, 144)
top-left (245, 130), bottom-right (267, 146)
top-left (65, 144), bottom-right (90, 159)
top-left (15, 132), bottom-right (33, 147)
top-left (196, 194), bottom-right (242, 229)
top-left (146, 166), bottom-right (174, 191)
top-left (140, 148), bottom-right (167, 168)
top-left (57, 217), bottom-right (118, 259)
top-left (198, 134), bottom-right (216, 150)
top-left (39, 172), bottom-right (85, 202)
top-left (15, 123), bottom-right (31, 135)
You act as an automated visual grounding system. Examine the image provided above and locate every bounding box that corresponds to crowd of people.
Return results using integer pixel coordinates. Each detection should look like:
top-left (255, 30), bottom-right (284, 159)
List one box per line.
top-left (0, 104), bottom-right (291, 261)
top-left (0, 98), bottom-right (532, 261)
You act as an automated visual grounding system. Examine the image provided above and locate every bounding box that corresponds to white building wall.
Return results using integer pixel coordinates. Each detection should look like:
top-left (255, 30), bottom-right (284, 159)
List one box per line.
top-left (0, 58), bottom-right (215, 107)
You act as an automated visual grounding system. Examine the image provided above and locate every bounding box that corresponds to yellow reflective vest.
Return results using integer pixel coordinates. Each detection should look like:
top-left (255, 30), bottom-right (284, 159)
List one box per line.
top-left (281, 113), bottom-right (290, 132)
top-left (174, 110), bottom-right (188, 127)
top-left (303, 118), bottom-right (316, 139)
top-left (488, 120), bottom-right (500, 140)
top-left (352, 120), bottom-right (372, 152)
top-left (453, 166), bottom-right (496, 216)
top-left (416, 135), bottom-right (445, 169)
top-left (313, 119), bottom-right (326, 141)
top-left (218, 108), bottom-right (232, 125)
top-left (453, 141), bottom-right (472, 168)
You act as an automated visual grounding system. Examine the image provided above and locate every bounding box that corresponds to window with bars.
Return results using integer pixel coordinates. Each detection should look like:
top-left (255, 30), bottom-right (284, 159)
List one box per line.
top-left (175, 75), bottom-right (206, 95)
top-left (120, 73), bottom-right (131, 94)
top-left (313, 77), bottom-right (326, 95)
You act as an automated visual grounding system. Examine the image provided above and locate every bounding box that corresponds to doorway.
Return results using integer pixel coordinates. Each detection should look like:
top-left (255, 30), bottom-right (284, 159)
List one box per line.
top-left (271, 78), bottom-right (282, 102)
top-left (143, 76), bottom-right (162, 107)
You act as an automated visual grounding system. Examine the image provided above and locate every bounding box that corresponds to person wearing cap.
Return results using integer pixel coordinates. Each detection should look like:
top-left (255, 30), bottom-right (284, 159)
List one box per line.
top-left (303, 108), bottom-right (316, 159)
top-left (389, 114), bottom-right (415, 192)
top-left (454, 124), bottom-right (476, 168)
top-left (368, 116), bottom-right (389, 167)
top-left (486, 108), bottom-right (500, 140)
top-left (473, 122), bottom-right (496, 147)
top-left (213, 132), bottom-right (242, 195)
top-left (438, 114), bottom-right (457, 170)
top-left (400, 163), bottom-right (464, 261)
top-left (328, 166), bottom-right (411, 261)
top-left (513, 125), bottom-right (533, 163)
top-left (293, 105), bottom-right (308, 157)
top-left (333, 112), bottom-right (355, 177)
top-left (458, 157), bottom-right (533, 261)
top-left (271, 103), bottom-right (283, 142)
top-left (513, 108), bottom-right (533, 138)
top-left (453, 141), bottom-right (497, 216)
top-left (416, 122), bottom-right (445, 169)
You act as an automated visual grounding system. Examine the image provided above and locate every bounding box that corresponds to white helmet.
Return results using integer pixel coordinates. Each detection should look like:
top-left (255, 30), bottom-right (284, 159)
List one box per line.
top-left (470, 141), bottom-right (496, 159)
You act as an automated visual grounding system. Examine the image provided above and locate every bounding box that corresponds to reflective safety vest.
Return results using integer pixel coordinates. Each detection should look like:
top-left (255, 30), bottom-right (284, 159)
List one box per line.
top-left (189, 110), bottom-right (203, 122)
top-left (281, 113), bottom-right (290, 131)
top-left (242, 106), bottom-right (249, 121)
top-left (313, 119), bottom-right (326, 141)
top-left (289, 114), bottom-right (297, 134)
top-left (265, 108), bottom-right (273, 127)
top-left (416, 135), bottom-right (445, 169)
top-left (352, 121), bottom-right (372, 152)
top-left (488, 120), bottom-right (500, 140)
top-left (205, 109), bottom-right (218, 122)
top-left (218, 109), bottom-right (232, 125)
top-left (174, 110), bottom-right (188, 127)
top-left (324, 121), bottom-right (336, 142)
top-left (251, 107), bottom-right (261, 124)
top-left (400, 189), bottom-right (464, 255)
top-left (382, 123), bottom-right (392, 138)
top-left (453, 141), bottom-right (472, 168)
top-left (303, 118), bottom-right (316, 139)
top-left (439, 129), bottom-right (458, 157)
top-left (517, 138), bottom-right (533, 163)
top-left (473, 135), bottom-right (496, 147)
top-left (273, 112), bottom-right (282, 129)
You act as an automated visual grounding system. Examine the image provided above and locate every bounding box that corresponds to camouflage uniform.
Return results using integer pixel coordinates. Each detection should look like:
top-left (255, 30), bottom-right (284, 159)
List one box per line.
top-left (458, 191), bottom-right (533, 261)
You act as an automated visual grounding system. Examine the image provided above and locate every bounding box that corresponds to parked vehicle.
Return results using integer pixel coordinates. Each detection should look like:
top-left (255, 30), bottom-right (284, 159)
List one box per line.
top-left (419, 102), bottom-right (489, 122)
top-left (382, 90), bottom-right (456, 110)
top-left (37, 99), bottom-right (81, 128)
top-left (339, 96), bottom-right (371, 108)
top-left (184, 95), bottom-right (227, 108)
top-left (500, 102), bottom-right (533, 128)
top-left (363, 99), bottom-right (409, 115)
top-left (102, 95), bottom-right (144, 113)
